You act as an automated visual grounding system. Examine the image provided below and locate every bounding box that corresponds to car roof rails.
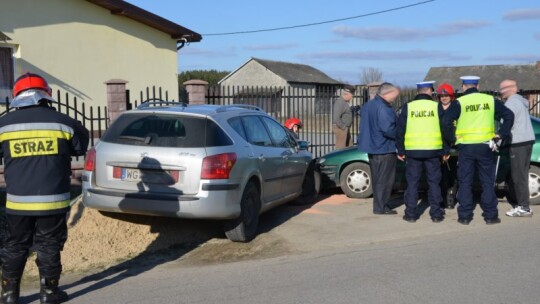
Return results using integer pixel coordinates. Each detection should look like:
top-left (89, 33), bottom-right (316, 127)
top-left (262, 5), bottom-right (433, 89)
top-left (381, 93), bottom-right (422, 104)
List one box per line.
top-left (215, 104), bottom-right (263, 113)
top-left (137, 99), bottom-right (187, 109)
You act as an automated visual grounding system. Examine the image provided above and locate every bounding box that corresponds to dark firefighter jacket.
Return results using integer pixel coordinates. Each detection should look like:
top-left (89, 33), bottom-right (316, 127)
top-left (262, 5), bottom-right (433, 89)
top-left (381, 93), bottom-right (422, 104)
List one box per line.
top-left (0, 104), bottom-right (90, 216)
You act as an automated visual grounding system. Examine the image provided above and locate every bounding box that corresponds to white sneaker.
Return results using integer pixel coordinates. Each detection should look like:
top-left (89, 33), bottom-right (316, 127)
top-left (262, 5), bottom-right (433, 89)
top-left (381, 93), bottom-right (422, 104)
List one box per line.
top-left (506, 206), bottom-right (533, 217)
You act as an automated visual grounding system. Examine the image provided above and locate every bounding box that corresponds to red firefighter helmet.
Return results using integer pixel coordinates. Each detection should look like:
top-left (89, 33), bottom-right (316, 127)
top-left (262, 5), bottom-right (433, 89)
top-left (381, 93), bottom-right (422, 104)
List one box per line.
top-left (436, 83), bottom-right (455, 98)
top-left (13, 73), bottom-right (52, 97)
top-left (284, 117), bottom-right (302, 130)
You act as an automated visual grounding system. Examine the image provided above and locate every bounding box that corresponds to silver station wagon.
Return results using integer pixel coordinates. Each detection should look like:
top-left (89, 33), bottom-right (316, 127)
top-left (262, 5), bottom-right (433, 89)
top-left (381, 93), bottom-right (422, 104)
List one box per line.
top-left (82, 103), bottom-right (319, 242)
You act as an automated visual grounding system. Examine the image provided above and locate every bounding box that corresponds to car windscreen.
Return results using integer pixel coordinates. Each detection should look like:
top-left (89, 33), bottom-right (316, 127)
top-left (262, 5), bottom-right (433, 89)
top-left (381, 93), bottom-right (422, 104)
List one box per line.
top-left (101, 113), bottom-right (232, 147)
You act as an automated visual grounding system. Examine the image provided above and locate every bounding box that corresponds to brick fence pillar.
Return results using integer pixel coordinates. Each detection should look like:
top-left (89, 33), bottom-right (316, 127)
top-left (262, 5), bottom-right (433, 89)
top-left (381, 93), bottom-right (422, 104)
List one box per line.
top-left (183, 79), bottom-right (208, 104)
top-left (104, 79), bottom-right (128, 123)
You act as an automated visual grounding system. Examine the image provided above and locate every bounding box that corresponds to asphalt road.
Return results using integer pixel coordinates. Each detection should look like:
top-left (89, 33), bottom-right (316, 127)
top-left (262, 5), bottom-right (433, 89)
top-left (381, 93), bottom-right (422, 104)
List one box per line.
top-left (16, 195), bottom-right (540, 304)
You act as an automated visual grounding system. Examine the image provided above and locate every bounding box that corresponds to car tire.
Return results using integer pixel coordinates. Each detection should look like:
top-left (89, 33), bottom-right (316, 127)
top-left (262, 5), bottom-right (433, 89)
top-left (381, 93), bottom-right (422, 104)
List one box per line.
top-left (340, 162), bottom-right (372, 198)
top-left (529, 165), bottom-right (540, 205)
top-left (224, 182), bottom-right (261, 242)
top-left (291, 161), bottom-right (321, 205)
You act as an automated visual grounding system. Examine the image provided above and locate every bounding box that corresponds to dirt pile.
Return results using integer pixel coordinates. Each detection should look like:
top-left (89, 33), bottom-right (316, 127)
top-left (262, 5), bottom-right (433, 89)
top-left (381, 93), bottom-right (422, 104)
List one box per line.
top-left (23, 198), bottom-right (221, 278)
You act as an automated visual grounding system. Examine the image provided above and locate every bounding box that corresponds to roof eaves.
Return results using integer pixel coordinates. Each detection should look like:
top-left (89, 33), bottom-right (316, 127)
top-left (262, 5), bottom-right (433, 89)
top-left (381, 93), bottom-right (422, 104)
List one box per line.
top-left (86, 0), bottom-right (202, 42)
top-left (0, 31), bottom-right (11, 41)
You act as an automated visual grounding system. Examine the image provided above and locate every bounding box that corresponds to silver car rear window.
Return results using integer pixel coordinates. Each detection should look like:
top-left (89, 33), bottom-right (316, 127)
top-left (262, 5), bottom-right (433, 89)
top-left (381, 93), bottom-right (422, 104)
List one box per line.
top-left (101, 113), bottom-right (232, 147)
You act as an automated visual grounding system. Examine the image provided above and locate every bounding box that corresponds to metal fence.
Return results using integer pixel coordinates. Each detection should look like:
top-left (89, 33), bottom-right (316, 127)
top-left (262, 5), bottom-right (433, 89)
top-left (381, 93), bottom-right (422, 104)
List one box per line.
top-left (0, 85), bottom-right (174, 143)
top-left (206, 85), bottom-right (370, 158)
top-left (127, 86), bottom-right (174, 109)
top-left (0, 90), bottom-right (109, 148)
top-left (2, 86), bottom-right (538, 160)
top-left (206, 85), bottom-right (540, 158)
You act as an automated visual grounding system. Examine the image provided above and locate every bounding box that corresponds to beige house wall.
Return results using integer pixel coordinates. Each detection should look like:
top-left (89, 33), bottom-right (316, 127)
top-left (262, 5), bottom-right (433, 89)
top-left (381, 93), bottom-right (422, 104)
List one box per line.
top-left (0, 0), bottom-right (179, 107)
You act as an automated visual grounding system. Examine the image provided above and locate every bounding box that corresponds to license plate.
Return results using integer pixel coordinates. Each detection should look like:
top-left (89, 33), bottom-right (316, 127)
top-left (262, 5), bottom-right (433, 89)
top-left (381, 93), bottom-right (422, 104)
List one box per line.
top-left (121, 168), bottom-right (141, 182)
top-left (116, 167), bottom-right (179, 184)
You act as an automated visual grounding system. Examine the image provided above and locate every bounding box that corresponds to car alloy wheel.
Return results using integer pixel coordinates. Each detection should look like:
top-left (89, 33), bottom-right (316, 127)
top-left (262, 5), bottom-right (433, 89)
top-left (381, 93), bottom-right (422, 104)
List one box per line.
top-left (339, 162), bottom-right (372, 198)
top-left (528, 165), bottom-right (540, 205)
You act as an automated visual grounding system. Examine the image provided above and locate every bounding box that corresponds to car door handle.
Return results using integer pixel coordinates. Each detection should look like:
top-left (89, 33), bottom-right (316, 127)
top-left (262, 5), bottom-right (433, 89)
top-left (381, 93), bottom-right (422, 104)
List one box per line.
top-left (282, 150), bottom-right (292, 159)
top-left (258, 155), bottom-right (266, 162)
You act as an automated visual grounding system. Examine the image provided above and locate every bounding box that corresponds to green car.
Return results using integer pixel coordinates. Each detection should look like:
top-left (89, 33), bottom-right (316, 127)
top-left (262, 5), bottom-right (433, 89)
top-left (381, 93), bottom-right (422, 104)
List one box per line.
top-left (318, 116), bottom-right (540, 205)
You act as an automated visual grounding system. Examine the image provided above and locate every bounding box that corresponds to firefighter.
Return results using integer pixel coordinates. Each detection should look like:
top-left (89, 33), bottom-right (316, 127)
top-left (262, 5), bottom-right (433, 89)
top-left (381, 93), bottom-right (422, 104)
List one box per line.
top-left (396, 81), bottom-right (449, 223)
top-left (437, 83), bottom-right (456, 111)
top-left (284, 117), bottom-right (302, 139)
top-left (443, 76), bottom-right (514, 225)
top-left (436, 83), bottom-right (458, 209)
top-left (0, 73), bottom-right (89, 304)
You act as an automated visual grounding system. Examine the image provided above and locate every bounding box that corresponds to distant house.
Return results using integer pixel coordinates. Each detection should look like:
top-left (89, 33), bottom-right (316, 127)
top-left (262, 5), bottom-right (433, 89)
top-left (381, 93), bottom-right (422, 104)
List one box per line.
top-left (425, 61), bottom-right (540, 113)
top-left (218, 57), bottom-right (344, 115)
top-left (0, 0), bottom-right (201, 106)
top-left (425, 62), bottom-right (540, 92)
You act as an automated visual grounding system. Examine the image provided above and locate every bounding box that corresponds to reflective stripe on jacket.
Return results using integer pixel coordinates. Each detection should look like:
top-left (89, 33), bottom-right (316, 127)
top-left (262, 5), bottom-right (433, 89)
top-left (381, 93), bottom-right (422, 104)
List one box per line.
top-left (6, 193), bottom-right (71, 212)
top-left (456, 93), bottom-right (495, 144)
top-left (404, 99), bottom-right (443, 150)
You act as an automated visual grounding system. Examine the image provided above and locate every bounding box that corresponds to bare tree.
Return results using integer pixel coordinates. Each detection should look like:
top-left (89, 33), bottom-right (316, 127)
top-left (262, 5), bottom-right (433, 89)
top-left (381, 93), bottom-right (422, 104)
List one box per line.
top-left (360, 67), bottom-right (383, 85)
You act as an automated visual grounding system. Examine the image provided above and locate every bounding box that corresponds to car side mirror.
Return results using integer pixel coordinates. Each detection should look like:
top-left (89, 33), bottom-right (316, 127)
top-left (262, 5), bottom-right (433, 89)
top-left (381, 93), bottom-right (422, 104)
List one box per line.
top-left (298, 140), bottom-right (309, 150)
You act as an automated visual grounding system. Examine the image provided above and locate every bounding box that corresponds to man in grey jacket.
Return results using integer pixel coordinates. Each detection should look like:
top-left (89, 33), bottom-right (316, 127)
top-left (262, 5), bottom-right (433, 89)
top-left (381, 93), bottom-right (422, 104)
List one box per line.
top-left (499, 79), bottom-right (535, 217)
top-left (333, 85), bottom-right (355, 149)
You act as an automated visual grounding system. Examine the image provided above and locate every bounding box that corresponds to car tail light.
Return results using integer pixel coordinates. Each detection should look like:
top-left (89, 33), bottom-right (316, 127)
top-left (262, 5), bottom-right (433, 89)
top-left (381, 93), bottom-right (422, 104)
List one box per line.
top-left (169, 170), bottom-right (180, 182)
top-left (201, 153), bottom-right (237, 179)
top-left (84, 147), bottom-right (96, 172)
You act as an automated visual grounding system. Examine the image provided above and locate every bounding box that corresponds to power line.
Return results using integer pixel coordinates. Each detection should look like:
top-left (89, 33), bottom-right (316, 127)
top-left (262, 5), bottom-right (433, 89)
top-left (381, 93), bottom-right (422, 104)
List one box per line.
top-left (202, 0), bottom-right (436, 36)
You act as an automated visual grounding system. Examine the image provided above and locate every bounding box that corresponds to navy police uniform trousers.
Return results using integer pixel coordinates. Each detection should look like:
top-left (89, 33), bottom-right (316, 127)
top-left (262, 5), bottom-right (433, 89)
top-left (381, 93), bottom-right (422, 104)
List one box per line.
top-left (456, 144), bottom-right (498, 220)
top-left (404, 157), bottom-right (444, 219)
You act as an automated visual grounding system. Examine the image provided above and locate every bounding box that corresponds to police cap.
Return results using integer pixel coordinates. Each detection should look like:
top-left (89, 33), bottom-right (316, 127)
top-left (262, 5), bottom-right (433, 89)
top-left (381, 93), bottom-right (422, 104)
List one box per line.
top-left (416, 81), bottom-right (435, 89)
top-left (460, 76), bottom-right (480, 85)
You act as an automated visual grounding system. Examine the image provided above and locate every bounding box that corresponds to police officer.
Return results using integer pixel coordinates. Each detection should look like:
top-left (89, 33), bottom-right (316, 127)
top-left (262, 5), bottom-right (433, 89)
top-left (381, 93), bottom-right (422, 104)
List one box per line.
top-left (0, 73), bottom-right (89, 303)
top-left (443, 76), bottom-right (514, 225)
top-left (396, 81), bottom-right (449, 223)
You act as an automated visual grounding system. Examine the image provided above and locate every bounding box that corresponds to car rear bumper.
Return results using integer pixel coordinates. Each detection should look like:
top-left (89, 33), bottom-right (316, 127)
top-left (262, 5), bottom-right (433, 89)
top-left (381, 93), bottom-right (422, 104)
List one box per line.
top-left (81, 184), bottom-right (242, 219)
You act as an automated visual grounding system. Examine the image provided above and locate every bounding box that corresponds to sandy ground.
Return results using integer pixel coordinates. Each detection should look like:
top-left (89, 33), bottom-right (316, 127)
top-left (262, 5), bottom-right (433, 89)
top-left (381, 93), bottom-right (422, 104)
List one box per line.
top-left (22, 197), bottom-right (221, 280)
top-left (21, 195), bottom-right (294, 281)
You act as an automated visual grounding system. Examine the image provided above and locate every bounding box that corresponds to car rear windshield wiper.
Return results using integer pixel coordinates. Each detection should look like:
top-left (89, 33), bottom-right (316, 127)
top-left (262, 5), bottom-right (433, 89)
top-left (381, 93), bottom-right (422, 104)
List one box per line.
top-left (117, 135), bottom-right (147, 142)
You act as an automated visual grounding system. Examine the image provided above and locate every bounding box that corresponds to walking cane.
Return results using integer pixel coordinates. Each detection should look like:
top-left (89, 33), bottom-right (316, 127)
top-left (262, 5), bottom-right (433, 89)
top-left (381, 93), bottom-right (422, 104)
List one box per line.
top-left (491, 138), bottom-right (501, 187)
top-left (494, 153), bottom-right (501, 187)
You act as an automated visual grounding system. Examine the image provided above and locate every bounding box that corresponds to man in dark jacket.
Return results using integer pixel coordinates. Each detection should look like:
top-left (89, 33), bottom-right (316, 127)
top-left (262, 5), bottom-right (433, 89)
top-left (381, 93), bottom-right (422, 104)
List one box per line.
top-left (396, 81), bottom-right (449, 223)
top-left (333, 85), bottom-right (355, 149)
top-left (0, 73), bottom-right (89, 304)
top-left (357, 82), bottom-right (400, 215)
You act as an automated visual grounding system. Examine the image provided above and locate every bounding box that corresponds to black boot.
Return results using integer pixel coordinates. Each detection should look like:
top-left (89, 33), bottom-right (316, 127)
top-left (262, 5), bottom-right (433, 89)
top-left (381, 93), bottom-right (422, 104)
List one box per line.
top-left (0, 277), bottom-right (20, 304)
top-left (40, 277), bottom-right (68, 304)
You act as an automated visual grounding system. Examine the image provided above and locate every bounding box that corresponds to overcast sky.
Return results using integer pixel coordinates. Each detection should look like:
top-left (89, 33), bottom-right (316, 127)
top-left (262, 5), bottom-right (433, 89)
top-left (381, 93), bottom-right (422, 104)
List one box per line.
top-left (126, 0), bottom-right (540, 87)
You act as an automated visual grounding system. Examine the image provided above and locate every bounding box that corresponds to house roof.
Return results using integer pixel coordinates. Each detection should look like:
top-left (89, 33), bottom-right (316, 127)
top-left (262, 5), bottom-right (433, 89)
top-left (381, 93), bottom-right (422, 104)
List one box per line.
top-left (253, 58), bottom-right (342, 85)
top-left (220, 57), bottom-right (341, 85)
top-left (86, 0), bottom-right (202, 43)
top-left (424, 62), bottom-right (540, 91)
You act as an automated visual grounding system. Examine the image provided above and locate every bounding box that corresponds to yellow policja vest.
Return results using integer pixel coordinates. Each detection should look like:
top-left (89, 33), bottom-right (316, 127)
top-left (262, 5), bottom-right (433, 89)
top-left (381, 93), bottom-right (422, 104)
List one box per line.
top-left (455, 93), bottom-right (495, 144)
top-left (405, 99), bottom-right (442, 150)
